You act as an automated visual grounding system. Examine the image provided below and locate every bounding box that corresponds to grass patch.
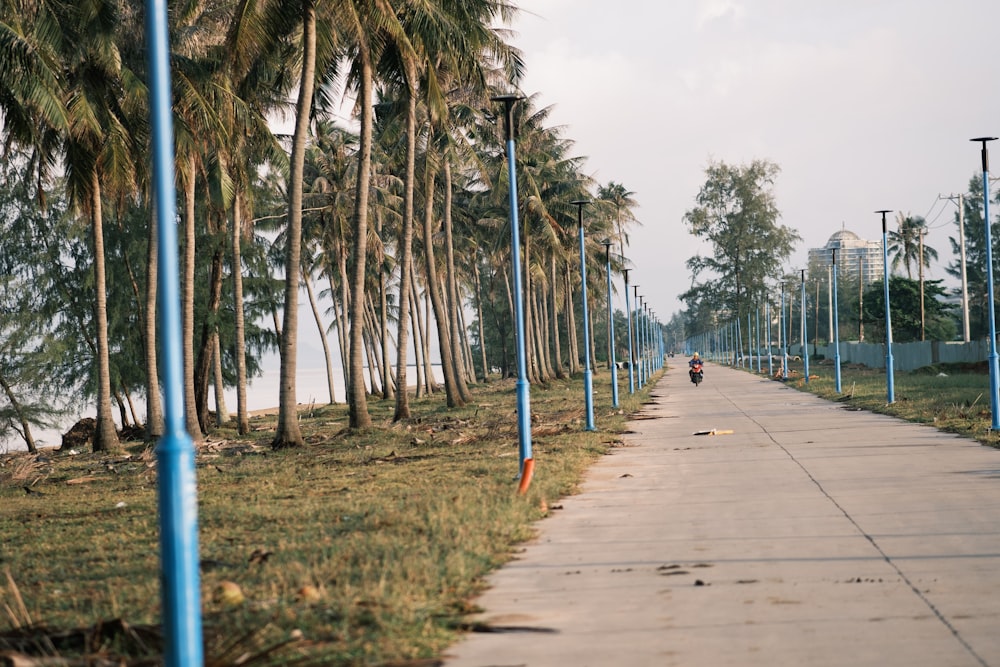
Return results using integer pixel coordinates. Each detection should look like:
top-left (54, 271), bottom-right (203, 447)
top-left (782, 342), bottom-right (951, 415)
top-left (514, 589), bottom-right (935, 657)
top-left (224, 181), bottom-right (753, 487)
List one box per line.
top-left (735, 358), bottom-right (1000, 447)
top-left (0, 368), bottom-right (658, 666)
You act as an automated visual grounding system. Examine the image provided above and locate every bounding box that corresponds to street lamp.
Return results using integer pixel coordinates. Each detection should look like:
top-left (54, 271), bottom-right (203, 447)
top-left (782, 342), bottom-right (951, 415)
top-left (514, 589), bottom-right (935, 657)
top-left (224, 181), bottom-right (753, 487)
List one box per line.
top-left (623, 269), bottom-right (635, 393)
top-left (878, 209), bottom-right (895, 404)
top-left (492, 93), bottom-right (534, 490)
top-left (781, 282), bottom-right (789, 380)
top-left (972, 137), bottom-right (1000, 430)
top-left (636, 294), bottom-right (645, 387)
top-left (147, 4), bottom-right (204, 665)
top-left (629, 285), bottom-right (642, 389)
top-left (765, 295), bottom-right (773, 377)
top-left (801, 269), bottom-right (809, 383)
top-left (832, 248), bottom-right (842, 393)
top-left (602, 241), bottom-right (619, 408)
top-left (572, 199), bottom-right (596, 431)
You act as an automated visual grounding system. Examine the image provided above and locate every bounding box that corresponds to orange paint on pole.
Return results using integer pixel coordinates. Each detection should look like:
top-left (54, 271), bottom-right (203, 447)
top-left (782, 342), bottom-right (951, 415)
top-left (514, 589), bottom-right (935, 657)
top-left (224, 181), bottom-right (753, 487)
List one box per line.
top-left (517, 458), bottom-right (535, 495)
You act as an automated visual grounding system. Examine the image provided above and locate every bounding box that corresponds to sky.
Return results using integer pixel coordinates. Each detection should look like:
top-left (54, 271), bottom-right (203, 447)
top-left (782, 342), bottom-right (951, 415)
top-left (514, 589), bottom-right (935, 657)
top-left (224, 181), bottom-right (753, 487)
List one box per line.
top-left (508, 0), bottom-right (1000, 321)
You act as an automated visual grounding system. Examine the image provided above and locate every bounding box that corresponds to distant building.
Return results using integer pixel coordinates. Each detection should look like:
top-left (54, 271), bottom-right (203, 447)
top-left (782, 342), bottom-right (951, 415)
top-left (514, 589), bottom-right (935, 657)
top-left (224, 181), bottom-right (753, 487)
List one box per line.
top-left (807, 227), bottom-right (883, 285)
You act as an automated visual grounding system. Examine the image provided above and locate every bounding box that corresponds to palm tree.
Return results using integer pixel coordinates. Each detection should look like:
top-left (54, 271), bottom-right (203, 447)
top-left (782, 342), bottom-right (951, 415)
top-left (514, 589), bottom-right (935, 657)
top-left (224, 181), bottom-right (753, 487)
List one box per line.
top-left (272, 0), bottom-right (318, 448)
top-left (888, 213), bottom-right (937, 279)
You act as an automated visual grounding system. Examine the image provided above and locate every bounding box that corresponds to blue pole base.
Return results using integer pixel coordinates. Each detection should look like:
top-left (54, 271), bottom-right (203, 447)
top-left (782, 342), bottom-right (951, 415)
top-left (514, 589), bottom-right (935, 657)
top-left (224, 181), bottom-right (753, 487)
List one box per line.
top-left (156, 432), bottom-right (204, 667)
top-left (611, 366), bottom-right (619, 408)
top-left (989, 351), bottom-right (1000, 431)
top-left (583, 370), bottom-right (595, 431)
top-left (886, 353), bottom-right (895, 404)
top-left (834, 353), bottom-right (842, 394)
top-left (516, 378), bottom-right (533, 463)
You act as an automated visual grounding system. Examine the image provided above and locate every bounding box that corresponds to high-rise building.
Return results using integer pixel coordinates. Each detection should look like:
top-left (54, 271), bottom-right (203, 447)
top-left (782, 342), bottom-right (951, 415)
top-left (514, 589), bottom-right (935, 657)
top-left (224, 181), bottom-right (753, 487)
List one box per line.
top-left (807, 227), bottom-right (884, 285)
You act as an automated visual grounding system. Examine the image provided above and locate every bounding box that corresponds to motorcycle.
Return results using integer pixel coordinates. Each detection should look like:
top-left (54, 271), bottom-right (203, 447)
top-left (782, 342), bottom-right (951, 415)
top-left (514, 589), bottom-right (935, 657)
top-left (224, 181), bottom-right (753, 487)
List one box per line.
top-left (689, 360), bottom-right (704, 386)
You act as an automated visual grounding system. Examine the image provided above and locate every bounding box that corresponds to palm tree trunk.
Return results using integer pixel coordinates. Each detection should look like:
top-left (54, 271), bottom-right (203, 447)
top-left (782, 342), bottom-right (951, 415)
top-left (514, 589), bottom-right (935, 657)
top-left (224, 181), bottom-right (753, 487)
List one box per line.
top-left (182, 154), bottom-right (203, 442)
top-left (273, 0), bottom-right (317, 447)
top-left (331, 260), bottom-right (350, 390)
top-left (537, 285), bottom-right (554, 379)
top-left (347, 24), bottom-right (374, 429)
top-left (195, 243), bottom-right (225, 431)
top-left (550, 255), bottom-right (565, 379)
top-left (232, 194), bottom-right (249, 434)
top-left (364, 295), bottom-right (385, 396)
top-left (523, 230), bottom-right (540, 384)
top-left (90, 171), bottom-right (121, 452)
top-left (565, 261), bottom-right (579, 374)
top-left (474, 261), bottom-right (489, 382)
top-left (420, 164), bottom-right (464, 407)
top-left (212, 333), bottom-right (229, 426)
top-left (417, 266), bottom-right (437, 393)
top-left (145, 206), bottom-right (164, 439)
top-left (409, 270), bottom-right (425, 398)
top-left (392, 71), bottom-right (417, 420)
top-left (303, 268), bottom-right (337, 404)
top-left (378, 262), bottom-right (394, 400)
top-left (442, 160), bottom-right (473, 402)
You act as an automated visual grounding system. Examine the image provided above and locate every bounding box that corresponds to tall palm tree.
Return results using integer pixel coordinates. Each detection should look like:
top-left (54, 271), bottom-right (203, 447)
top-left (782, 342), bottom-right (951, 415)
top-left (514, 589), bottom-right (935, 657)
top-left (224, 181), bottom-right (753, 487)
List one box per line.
top-left (273, 0), bottom-right (318, 448)
top-left (888, 213), bottom-right (937, 279)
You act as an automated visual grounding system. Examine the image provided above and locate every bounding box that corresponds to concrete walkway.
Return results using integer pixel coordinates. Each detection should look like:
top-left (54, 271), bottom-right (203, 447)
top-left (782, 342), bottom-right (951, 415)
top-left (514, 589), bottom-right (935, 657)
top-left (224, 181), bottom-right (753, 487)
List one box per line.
top-left (442, 362), bottom-right (1000, 667)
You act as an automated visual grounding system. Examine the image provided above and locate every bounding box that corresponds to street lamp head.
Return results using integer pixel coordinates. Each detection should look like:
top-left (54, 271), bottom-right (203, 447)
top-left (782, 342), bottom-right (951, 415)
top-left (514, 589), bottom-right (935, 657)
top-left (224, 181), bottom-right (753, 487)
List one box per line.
top-left (875, 209), bottom-right (893, 233)
top-left (491, 93), bottom-right (525, 142)
top-left (490, 93), bottom-right (525, 104)
top-left (971, 137), bottom-right (999, 172)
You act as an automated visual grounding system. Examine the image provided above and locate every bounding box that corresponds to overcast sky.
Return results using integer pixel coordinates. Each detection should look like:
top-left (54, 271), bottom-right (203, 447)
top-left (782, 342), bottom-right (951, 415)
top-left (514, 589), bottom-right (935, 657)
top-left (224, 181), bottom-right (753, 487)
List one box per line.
top-left (509, 0), bottom-right (1000, 320)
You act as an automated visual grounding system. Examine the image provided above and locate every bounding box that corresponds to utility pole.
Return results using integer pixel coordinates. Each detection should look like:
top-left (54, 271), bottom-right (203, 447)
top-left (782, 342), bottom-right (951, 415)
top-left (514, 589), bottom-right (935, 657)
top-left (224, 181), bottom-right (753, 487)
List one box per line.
top-left (858, 255), bottom-right (864, 342)
top-left (919, 228), bottom-right (925, 341)
top-left (940, 193), bottom-right (970, 342)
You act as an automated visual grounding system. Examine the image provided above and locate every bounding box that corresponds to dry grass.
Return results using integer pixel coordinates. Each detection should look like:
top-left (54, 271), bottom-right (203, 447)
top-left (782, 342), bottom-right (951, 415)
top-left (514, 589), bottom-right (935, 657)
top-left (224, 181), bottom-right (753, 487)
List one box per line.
top-left (0, 368), bottom-right (657, 666)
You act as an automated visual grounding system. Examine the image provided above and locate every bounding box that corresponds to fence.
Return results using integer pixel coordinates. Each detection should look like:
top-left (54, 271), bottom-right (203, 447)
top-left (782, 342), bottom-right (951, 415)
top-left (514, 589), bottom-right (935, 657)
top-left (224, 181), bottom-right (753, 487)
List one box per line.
top-left (776, 340), bottom-right (992, 372)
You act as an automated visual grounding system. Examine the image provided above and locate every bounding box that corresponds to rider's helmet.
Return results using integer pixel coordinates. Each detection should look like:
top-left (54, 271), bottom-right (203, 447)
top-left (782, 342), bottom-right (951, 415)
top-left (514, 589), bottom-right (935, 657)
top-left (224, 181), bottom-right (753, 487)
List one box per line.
top-left (692, 352), bottom-right (700, 359)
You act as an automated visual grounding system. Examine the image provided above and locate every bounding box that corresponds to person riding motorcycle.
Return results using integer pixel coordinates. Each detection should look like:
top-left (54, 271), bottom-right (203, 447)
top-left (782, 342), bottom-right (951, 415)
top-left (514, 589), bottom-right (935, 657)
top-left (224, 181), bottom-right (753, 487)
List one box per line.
top-left (689, 352), bottom-right (704, 384)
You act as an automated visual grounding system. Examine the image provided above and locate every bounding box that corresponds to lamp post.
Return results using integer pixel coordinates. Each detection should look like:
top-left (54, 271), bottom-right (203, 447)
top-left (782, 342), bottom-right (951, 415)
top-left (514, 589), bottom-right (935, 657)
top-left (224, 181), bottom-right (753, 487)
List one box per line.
top-left (623, 269), bottom-right (635, 393)
top-left (635, 291), bottom-right (646, 389)
top-left (972, 137), bottom-right (1000, 430)
top-left (832, 248), bottom-right (842, 393)
top-left (765, 296), bottom-right (773, 377)
top-left (572, 200), bottom-right (596, 431)
top-left (781, 282), bottom-right (789, 380)
top-left (492, 93), bottom-right (534, 489)
top-left (629, 285), bottom-right (642, 389)
top-left (878, 209), bottom-right (895, 404)
top-left (146, 2), bottom-right (204, 664)
top-left (602, 242), bottom-right (619, 408)
top-left (801, 269), bottom-right (809, 383)
top-left (755, 304), bottom-right (762, 373)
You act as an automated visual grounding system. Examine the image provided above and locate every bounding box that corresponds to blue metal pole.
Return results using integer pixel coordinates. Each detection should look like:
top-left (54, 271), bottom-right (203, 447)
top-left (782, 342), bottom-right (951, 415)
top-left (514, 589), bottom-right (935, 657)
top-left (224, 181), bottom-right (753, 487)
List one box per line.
top-left (755, 305), bottom-right (761, 373)
top-left (781, 284), bottom-right (789, 380)
top-left (973, 138), bottom-right (1000, 430)
top-left (624, 270), bottom-right (635, 393)
top-left (634, 288), bottom-right (643, 387)
top-left (747, 312), bottom-right (752, 370)
top-left (644, 305), bottom-right (651, 379)
top-left (573, 201), bottom-right (596, 431)
top-left (145, 2), bottom-right (204, 665)
top-left (494, 95), bottom-right (534, 481)
top-left (766, 299), bottom-right (773, 377)
top-left (636, 300), bottom-right (644, 386)
top-left (801, 269), bottom-right (809, 383)
top-left (878, 210), bottom-right (895, 404)
top-left (603, 243), bottom-right (619, 408)
top-left (833, 249), bottom-right (842, 393)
